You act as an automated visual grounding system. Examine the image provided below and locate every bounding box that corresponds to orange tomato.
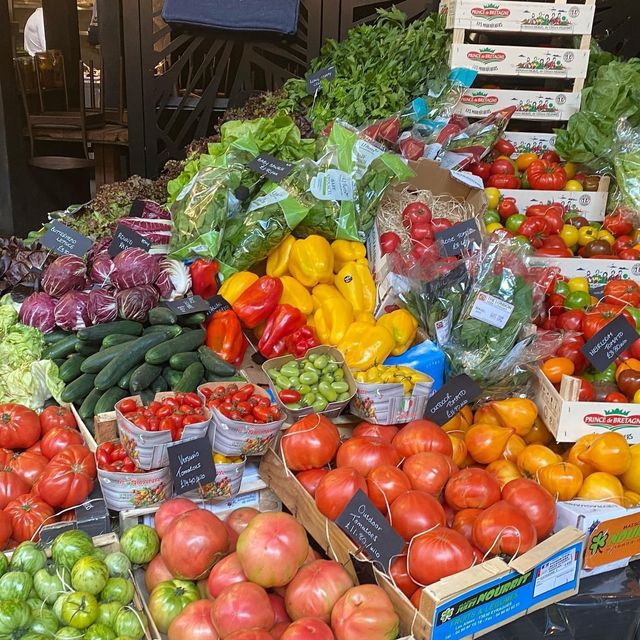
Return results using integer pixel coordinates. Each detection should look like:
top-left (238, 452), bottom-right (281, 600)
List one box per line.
top-left (515, 152), bottom-right (538, 171)
top-left (449, 434), bottom-right (468, 468)
top-left (486, 460), bottom-right (522, 489)
top-left (620, 443), bottom-right (640, 493)
top-left (442, 413), bottom-right (468, 435)
top-left (490, 398), bottom-right (538, 437)
top-left (623, 490), bottom-right (640, 508)
top-left (577, 472), bottom-right (624, 505)
top-left (541, 357), bottom-right (575, 384)
top-left (464, 423), bottom-right (514, 464)
top-left (460, 406), bottom-right (473, 428)
top-left (502, 434), bottom-right (526, 463)
top-left (538, 462), bottom-right (583, 501)
top-left (473, 405), bottom-right (501, 425)
top-left (565, 434), bottom-right (598, 478)
top-left (616, 358), bottom-right (640, 382)
top-left (578, 432), bottom-right (631, 476)
top-left (524, 417), bottom-right (553, 445)
top-left (516, 444), bottom-right (562, 478)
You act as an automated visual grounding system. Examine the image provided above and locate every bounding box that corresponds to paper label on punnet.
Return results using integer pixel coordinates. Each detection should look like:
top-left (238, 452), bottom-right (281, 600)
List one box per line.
top-left (309, 169), bottom-right (355, 201)
top-left (353, 139), bottom-right (385, 178)
top-left (247, 186), bottom-right (290, 212)
top-left (470, 292), bottom-right (514, 329)
top-left (434, 308), bottom-right (453, 345)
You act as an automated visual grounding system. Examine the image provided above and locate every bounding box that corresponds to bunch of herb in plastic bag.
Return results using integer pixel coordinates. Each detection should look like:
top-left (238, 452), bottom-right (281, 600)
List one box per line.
top-left (612, 118), bottom-right (640, 212)
top-left (217, 161), bottom-right (317, 275)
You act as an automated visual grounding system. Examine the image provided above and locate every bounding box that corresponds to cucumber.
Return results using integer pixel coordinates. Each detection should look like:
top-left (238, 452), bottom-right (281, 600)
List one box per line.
top-left (94, 387), bottom-right (129, 415)
top-left (148, 307), bottom-right (177, 325)
top-left (94, 330), bottom-right (175, 391)
top-left (102, 334), bottom-right (139, 348)
top-left (145, 329), bottom-right (206, 365)
top-left (163, 368), bottom-right (183, 390)
top-left (61, 373), bottom-right (97, 403)
top-left (77, 321), bottom-right (144, 342)
top-left (44, 330), bottom-right (70, 345)
top-left (59, 355), bottom-right (86, 383)
top-left (198, 346), bottom-right (237, 377)
top-left (81, 343), bottom-right (130, 374)
top-left (83, 417), bottom-right (94, 434)
top-left (78, 388), bottom-right (103, 420)
top-left (118, 367), bottom-right (138, 390)
top-left (140, 390), bottom-right (155, 406)
top-left (206, 372), bottom-right (244, 383)
top-left (169, 352), bottom-right (200, 371)
top-left (178, 312), bottom-right (206, 327)
top-left (150, 375), bottom-right (169, 393)
top-left (45, 335), bottom-right (79, 360)
top-left (53, 358), bottom-right (65, 367)
top-left (75, 342), bottom-right (101, 356)
top-left (143, 324), bottom-right (183, 338)
top-left (173, 362), bottom-right (204, 393)
top-left (129, 363), bottom-right (162, 393)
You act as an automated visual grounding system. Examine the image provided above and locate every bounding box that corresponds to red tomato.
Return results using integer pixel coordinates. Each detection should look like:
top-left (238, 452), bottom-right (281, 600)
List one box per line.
top-left (490, 159), bottom-right (515, 176)
top-left (494, 138), bottom-right (516, 156)
top-left (154, 497), bottom-right (198, 538)
top-left (445, 468), bottom-right (501, 511)
top-left (40, 426), bottom-right (84, 460)
top-left (486, 174), bottom-right (521, 189)
top-left (0, 463), bottom-right (29, 510)
top-left (119, 399), bottom-right (139, 414)
top-left (281, 618), bottom-right (334, 640)
top-left (5, 494), bottom-right (54, 542)
top-left (407, 528), bottom-right (474, 586)
top-left (618, 249), bottom-right (640, 260)
top-left (542, 150), bottom-right (561, 163)
top-left (282, 415), bottom-right (341, 472)
top-left (578, 378), bottom-right (595, 402)
top-left (212, 582), bottom-right (274, 638)
top-left (497, 197), bottom-right (518, 219)
top-left (10, 451), bottom-right (48, 487)
top-left (604, 279), bottom-right (640, 307)
top-left (0, 404), bottom-right (40, 449)
top-left (36, 445), bottom-right (96, 509)
top-left (472, 501), bottom-right (537, 556)
top-left (336, 437), bottom-right (400, 478)
top-left (606, 392), bottom-right (628, 403)
top-left (389, 490), bottom-right (445, 541)
top-left (527, 160), bottom-right (567, 190)
top-left (167, 600), bottom-right (218, 640)
top-left (296, 469), bottom-right (328, 498)
top-left (402, 202), bottom-right (432, 228)
top-left (225, 507), bottom-right (259, 553)
top-left (582, 305), bottom-right (635, 339)
top-left (352, 422), bottom-right (399, 444)
top-left (556, 310), bottom-right (585, 332)
top-left (206, 552), bottom-right (248, 598)
top-left (603, 210), bottom-right (634, 237)
top-left (331, 585), bottom-right (399, 640)
top-left (366, 465), bottom-right (412, 513)
top-left (392, 420), bottom-right (453, 458)
top-left (39, 406), bottom-right (76, 433)
top-left (0, 511), bottom-right (11, 549)
top-left (315, 468), bottom-right (367, 521)
top-left (502, 478), bottom-right (557, 539)
top-left (468, 161), bottom-right (492, 182)
top-left (389, 554), bottom-right (418, 599)
top-left (452, 508), bottom-right (484, 543)
top-left (402, 452), bottom-right (456, 497)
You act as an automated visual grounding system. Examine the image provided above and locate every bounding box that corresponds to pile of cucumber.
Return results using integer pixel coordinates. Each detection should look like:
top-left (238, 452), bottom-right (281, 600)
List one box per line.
top-left (46, 307), bottom-right (239, 432)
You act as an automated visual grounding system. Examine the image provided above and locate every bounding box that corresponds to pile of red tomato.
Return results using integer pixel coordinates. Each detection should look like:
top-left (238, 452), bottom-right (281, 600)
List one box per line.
top-left (119, 393), bottom-right (207, 441)
top-left (96, 441), bottom-right (139, 473)
top-left (0, 404), bottom-right (96, 548)
top-left (202, 383), bottom-right (282, 424)
top-left (282, 414), bottom-right (556, 605)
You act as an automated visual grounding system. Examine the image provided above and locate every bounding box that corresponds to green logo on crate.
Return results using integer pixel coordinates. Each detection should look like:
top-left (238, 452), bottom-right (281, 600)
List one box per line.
top-left (471, 4), bottom-right (510, 20)
top-left (583, 408), bottom-right (640, 430)
top-left (436, 571), bottom-right (533, 625)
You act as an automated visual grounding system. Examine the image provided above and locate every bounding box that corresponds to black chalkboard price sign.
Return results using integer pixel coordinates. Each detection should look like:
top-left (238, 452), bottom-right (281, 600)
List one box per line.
top-left (425, 374), bottom-right (482, 426)
top-left (40, 221), bottom-right (92, 257)
top-left (167, 436), bottom-right (216, 496)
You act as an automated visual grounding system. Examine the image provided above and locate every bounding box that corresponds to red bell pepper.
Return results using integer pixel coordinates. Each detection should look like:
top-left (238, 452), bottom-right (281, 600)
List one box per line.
top-left (232, 276), bottom-right (283, 329)
top-left (190, 259), bottom-right (219, 299)
top-left (205, 309), bottom-right (247, 366)
top-left (285, 325), bottom-right (320, 358)
top-left (258, 304), bottom-right (306, 359)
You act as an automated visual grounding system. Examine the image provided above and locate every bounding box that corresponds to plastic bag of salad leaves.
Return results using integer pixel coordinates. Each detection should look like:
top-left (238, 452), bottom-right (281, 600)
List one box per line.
top-left (217, 160), bottom-right (316, 275)
top-left (168, 165), bottom-right (242, 261)
top-left (612, 118), bottom-right (640, 212)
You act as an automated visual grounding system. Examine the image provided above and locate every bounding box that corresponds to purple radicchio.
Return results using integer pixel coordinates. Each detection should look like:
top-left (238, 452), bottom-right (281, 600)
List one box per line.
top-left (54, 291), bottom-right (91, 331)
top-left (87, 288), bottom-right (118, 325)
top-left (90, 251), bottom-right (116, 286)
top-left (155, 258), bottom-right (191, 300)
top-left (118, 217), bottom-right (172, 244)
top-left (41, 255), bottom-right (87, 297)
top-left (111, 248), bottom-right (160, 289)
top-left (116, 284), bottom-right (159, 322)
top-left (18, 292), bottom-right (57, 333)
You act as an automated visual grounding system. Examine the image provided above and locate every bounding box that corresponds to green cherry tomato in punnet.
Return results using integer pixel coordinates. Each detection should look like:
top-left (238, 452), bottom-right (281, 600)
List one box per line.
top-left (484, 210), bottom-right (501, 225)
top-left (505, 214), bottom-right (526, 234)
top-left (565, 291), bottom-right (591, 310)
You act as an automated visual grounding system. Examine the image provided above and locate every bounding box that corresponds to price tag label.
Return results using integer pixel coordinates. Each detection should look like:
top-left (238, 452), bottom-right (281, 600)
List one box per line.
top-left (306, 66), bottom-right (336, 95)
top-left (40, 221), bottom-right (92, 257)
top-left (129, 199), bottom-right (145, 217)
top-left (108, 223), bottom-right (152, 257)
top-left (425, 374), bottom-right (482, 426)
top-left (164, 296), bottom-right (210, 316)
top-left (247, 154), bottom-right (294, 182)
top-left (469, 292), bottom-right (514, 329)
top-left (582, 315), bottom-right (639, 372)
top-left (435, 219), bottom-right (482, 257)
top-left (167, 436), bottom-right (216, 496)
top-left (206, 295), bottom-right (232, 318)
top-left (335, 490), bottom-right (404, 573)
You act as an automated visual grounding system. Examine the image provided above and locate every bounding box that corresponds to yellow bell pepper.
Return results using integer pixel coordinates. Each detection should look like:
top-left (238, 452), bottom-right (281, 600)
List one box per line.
top-left (377, 309), bottom-right (418, 356)
top-left (314, 296), bottom-right (353, 346)
top-left (355, 312), bottom-right (376, 325)
top-left (311, 284), bottom-right (342, 311)
top-left (334, 261), bottom-right (376, 315)
top-left (278, 276), bottom-right (314, 316)
top-left (331, 240), bottom-right (366, 273)
top-left (288, 236), bottom-right (334, 288)
top-left (266, 236), bottom-right (296, 278)
top-left (337, 322), bottom-right (395, 371)
top-left (218, 271), bottom-right (259, 305)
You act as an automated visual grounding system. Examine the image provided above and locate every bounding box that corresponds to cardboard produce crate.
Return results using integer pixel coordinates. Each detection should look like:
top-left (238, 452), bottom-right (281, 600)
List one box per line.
top-left (260, 448), bottom-right (585, 640)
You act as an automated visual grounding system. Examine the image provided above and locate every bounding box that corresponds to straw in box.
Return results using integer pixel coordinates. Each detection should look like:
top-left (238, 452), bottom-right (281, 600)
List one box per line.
top-left (198, 382), bottom-right (286, 457)
top-left (183, 457), bottom-right (246, 502)
top-left (115, 392), bottom-right (211, 471)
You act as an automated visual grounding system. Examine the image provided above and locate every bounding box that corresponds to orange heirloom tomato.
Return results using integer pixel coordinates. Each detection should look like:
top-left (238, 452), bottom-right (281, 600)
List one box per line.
top-left (502, 434), bottom-right (526, 463)
top-left (517, 444), bottom-right (562, 478)
top-left (486, 460), bottom-right (522, 489)
top-left (616, 358), bottom-right (640, 382)
top-left (542, 357), bottom-right (575, 384)
top-left (473, 405), bottom-right (501, 426)
top-left (442, 414), bottom-right (468, 435)
top-left (565, 435), bottom-right (598, 479)
top-left (623, 490), bottom-right (640, 508)
top-left (490, 398), bottom-right (538, 436)
top-left (460, 406), bottom-right (473, 428)
top-left (449, 434), bottom-right (468, 468)
top-left (515, 152), bottom-right (538, 171)
top-left (620, 443), bottom-right (640, 493)
top-left (464, 423), bottom-right (514, 464)
top-left (577, 472), bottom-right (624, 505)
top-left (538, 462), bottom-right (583, 501)
top-left (578, 432), bottom-right (631, 476)
top-left (524, 417), bottom-right (553, 445)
